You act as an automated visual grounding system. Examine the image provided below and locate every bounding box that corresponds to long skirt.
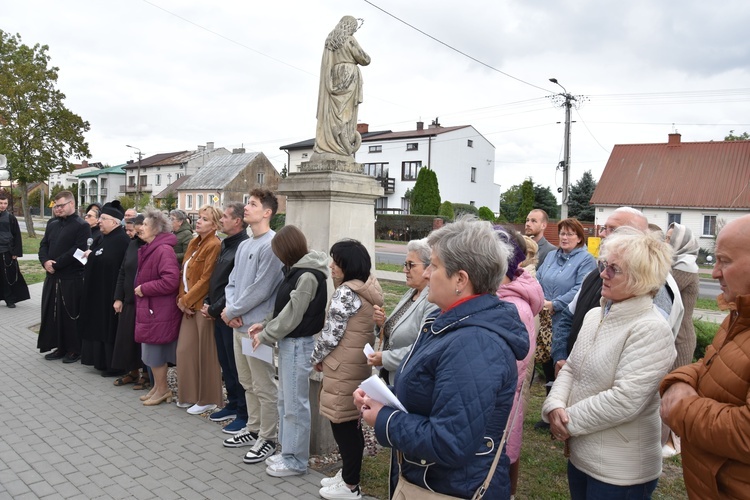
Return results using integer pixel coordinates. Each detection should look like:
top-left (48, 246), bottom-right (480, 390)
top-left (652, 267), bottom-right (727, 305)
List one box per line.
top-left (111, 301), bottom-right (141, 371)
top-left (175, 313), bottom-right (224, 407)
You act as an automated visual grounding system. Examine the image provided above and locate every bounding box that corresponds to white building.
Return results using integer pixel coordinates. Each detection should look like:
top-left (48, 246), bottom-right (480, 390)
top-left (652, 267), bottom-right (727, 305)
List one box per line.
top-left (77, 164), bottom-right (127, 207)
top-left (48, 161), bottom-right (101, 193)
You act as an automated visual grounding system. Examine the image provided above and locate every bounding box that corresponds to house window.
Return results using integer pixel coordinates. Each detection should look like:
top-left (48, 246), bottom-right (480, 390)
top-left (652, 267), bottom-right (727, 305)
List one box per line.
top-left (243, 194), bottom-right (250, 204)
top-left (139, 175), bottom-right (147, 187)
top-left (471, 167), bottom-right (477, 183)
top-left (155, 174), bottom-right (161, 186)
top-left (402, 161), bottom-right (421, 181)
top-left (467, 139), bottom-right (473, 148)
top-left (401, 196), bottom-right (411, 214)
top-left (375, 197), bottom-right (388, 210)
top-left (176, 173), bottom-right (182, 179)
top-left (363, 163), bottom-right (388, 178)
top-left (369, 145), bottom-right (382, 153)
top-left (406, 143), bottom-right (418, 151)
top-left (257, 172), bottom-right (265, 185)
top-left (702, 215), bottom-right (717, 237)
top-left (186, 194), bottom-right (193, 209)
top-left (128, 176), bottom-right (135, 187)
top-left (667, 213), bottom-right (681, 226)
top-left (197, 194), bottom-right (204, 207)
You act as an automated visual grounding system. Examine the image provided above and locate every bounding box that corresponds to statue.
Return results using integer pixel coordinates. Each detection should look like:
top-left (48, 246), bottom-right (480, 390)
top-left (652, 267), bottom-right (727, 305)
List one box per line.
top-left (311, 16), bottom-right (370, 164)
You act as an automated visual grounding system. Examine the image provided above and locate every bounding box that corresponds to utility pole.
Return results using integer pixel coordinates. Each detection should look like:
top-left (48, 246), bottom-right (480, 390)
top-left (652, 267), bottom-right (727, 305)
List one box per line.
top-left (126, 145), bottom-right (143, 204)
top-left (549, 78), bottom-right (577, 220)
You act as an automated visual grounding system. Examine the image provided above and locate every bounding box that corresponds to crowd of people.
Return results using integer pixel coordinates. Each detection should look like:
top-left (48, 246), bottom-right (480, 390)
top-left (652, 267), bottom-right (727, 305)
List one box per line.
top-left (6, 184), bottom-right (748, 499)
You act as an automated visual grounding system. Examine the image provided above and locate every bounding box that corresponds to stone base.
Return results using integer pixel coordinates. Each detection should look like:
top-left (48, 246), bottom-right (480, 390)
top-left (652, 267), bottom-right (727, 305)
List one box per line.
top-left (302, 154), bottom-right (363, 174)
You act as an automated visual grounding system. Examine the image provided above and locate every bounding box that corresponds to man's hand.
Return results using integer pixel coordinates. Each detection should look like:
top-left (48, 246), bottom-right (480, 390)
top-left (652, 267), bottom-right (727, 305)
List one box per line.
top-left (200, 304), bottom-right (211, 318)
top-left (43, 260), bottom-right (56, 274)
top-left (660, 382), bottom-right (698, 421)
top-left (113, 300), bottom-right (123, 314)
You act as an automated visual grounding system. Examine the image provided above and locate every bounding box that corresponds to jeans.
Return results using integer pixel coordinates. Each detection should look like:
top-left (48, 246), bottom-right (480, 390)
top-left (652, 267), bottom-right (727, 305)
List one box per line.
top-left (277, 336), bottom-right (314, 471)
top-left (568, 461), bottom-right (658, 500)
top-left (214, 319), bottom-right (247, 420)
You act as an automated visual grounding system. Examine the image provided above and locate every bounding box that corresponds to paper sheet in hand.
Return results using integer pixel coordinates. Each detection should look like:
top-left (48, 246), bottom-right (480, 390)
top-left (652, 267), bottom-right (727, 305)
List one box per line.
top-left (241, 337), bottom-right (273, 364)
top-left (74, 248), bottom-right (88, 265)
top-left (363, 344), bottom-right (382, 368)
top-left (359, 374), bottom-right (407, 412)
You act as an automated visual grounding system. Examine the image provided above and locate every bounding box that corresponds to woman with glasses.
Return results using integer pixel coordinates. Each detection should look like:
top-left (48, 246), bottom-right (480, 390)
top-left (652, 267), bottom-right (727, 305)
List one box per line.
top-left (368, 239), bottom-right (437, 384)
top-left (542, 231), bottom-right (676, 499)
top-left (84, 202), bottom-right (102, 248)
top-left (535, 218), bottom-right (596, 407)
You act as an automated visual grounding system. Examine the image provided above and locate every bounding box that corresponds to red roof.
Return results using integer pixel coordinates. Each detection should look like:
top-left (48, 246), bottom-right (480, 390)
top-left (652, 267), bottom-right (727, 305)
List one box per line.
top-left (590, 134), bottom-right (750, 209)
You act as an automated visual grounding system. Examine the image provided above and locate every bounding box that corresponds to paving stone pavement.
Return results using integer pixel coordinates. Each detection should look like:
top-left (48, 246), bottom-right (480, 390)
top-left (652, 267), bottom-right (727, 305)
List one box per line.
top-left (0, 282), bottom-right (364, 500)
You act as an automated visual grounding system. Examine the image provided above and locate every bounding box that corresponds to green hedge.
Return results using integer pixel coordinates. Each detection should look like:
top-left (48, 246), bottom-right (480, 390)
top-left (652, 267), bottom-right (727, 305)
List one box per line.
top-left (693, 319), bottom-right (720, 361)
top-left (376, 214), bottom-right (446, 241)
top-left (271, 213), bottom-right (286, 231)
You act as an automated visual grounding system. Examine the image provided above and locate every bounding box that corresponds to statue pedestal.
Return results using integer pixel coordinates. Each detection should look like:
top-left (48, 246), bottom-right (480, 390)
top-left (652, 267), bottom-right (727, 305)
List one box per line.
top-left (277, 167), bottom-right (383, 455)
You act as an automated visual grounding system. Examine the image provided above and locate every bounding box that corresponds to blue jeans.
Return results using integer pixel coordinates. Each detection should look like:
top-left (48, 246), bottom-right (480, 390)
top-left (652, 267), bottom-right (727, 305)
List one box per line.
top-left (214, 318), bottom-right (247, 420)
top-left (568, 461), bottom-right (658, 500)
top-left (277, 336), bottom-right (314, 471)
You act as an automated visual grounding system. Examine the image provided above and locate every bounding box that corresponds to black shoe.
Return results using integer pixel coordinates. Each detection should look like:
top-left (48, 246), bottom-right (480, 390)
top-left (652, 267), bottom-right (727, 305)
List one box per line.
top-left (62, 352), bottom-right (81, 364)
top-left (6, 302), bottom-right (15, 308)
top-left (44, 349), bottom-right (65, 361)
top-left (534, 420), bottom-right (550, 431)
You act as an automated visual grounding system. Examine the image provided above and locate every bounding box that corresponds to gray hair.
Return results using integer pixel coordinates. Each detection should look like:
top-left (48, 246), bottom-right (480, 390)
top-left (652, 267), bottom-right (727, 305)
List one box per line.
top-left (406, 238), bottom-right (431, 266)
top-left (169, 209), bottom-right (187, 222)
top-left (427, 215), bottom-right (511, 295)
top-left (599, 231), bottom-right (673, 297)
top-left (225, 202), bottom-right (248, 229)
top-left (144, 207), bottom-right (172, 235)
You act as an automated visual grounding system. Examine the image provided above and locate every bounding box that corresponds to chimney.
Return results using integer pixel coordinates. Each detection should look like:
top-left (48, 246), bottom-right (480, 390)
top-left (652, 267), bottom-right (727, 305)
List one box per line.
top-left (81, 160), bottom-right (88, 168)
top-left (428, 117), bottom-right (441, 129)
top-left (232, 148), bottom-right (246, 154)
top-left (197, 145), bottom-right (205, 152)
top-left (667, 133), bottom-right (681, 146)
top-left (416, 121), bottom-right (424, 131)
top-left (206, 141), bottom-right (215, 151)
top-left (357, 123), bottom-right (369, 134)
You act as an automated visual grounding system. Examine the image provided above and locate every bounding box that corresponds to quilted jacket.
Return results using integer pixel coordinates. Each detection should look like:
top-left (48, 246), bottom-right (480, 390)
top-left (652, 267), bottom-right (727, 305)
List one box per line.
top-left (374, 294), bottom-right (528, 499)
top-left (543, 295), bottom-right (675, 486)
top-left (660, 294), bottom-right (750, 499)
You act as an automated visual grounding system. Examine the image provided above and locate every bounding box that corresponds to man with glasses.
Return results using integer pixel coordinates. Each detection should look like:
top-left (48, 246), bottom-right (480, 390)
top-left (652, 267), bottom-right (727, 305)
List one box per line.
top-left (37, 191), bottom-right (91, 363)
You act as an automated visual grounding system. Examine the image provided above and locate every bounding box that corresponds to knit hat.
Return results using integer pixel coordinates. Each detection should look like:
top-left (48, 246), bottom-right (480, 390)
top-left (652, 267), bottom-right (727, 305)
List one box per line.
top-left (101, 200), bottom-right (125, 220)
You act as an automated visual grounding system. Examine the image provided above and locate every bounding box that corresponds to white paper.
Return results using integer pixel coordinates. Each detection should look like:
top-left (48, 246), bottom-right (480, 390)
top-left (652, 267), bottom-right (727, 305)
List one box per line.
top-left (241, 337), bottom-right (274, 364)
top-left (362, 344), bottom-right (382, 368)
top-left (359, 374), bottom-right (407, 412)
top-left (74, 248), bottom-right (88, 265)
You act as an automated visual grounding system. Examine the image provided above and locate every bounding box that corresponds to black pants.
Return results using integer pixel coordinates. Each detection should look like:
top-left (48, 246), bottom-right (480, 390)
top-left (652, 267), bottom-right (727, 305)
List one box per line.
top-left (330, 419), bottom-right (364, 486)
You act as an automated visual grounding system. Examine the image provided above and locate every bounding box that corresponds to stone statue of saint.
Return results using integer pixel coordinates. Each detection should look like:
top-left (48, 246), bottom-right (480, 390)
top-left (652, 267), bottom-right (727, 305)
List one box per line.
top-left (312, 16), bottom-right (371, 162)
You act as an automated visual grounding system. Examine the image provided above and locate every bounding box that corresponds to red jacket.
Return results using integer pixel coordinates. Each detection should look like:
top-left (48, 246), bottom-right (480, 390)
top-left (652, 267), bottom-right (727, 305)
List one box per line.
top-left (660, 294), bottom-right (750, 499)
top-left (135, 232), bottom-right (182, 345)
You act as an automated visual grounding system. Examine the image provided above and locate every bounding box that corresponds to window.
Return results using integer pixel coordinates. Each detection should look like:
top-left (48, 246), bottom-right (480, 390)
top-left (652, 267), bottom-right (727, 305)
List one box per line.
top-left (667, 213), bottom-right (681, 226)
top-left (128, 176), bottom-right (135, 187)
top-left (401, 196), bottom-right (411, 214)
top-left (471, 167), bottom-right (477, 183)
top-left (155, 174), bottom-right (161, 186)
top-left (363, 163), bottom-right (388, 178)
top-left (467, 139), bottom-right (474, 148)
top-left (703, 215), bottom-right (717, 237)
top-left (402, 161), bottom-right (421, 181)
top-left (369, 145), bottom-right (382, 153)
top-left (139, 175), bottom-right (147, 187)
top-left (176, 173), bottom-right (182, 179)
top-left (186, 194), bottom-right (193, 209)
top-left (257, 172), bottom-right (265, 185)
top-left (243, 194), bottom-right (250, 204)
top-left (375, 197), bottom-right (388, 210)
top-left (406, 143), bottom-right (418, 151)
top-left (197, 194), bottom-right (204, 207)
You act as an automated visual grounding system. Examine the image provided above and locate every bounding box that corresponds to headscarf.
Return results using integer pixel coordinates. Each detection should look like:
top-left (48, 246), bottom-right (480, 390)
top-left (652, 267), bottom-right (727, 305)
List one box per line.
top-left (667, 222), bottom-right (699, 273)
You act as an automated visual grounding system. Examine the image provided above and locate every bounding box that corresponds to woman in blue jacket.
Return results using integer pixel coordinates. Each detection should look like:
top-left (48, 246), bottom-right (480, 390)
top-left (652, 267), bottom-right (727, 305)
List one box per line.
top-left (356, 216), bottom-right (529, 499)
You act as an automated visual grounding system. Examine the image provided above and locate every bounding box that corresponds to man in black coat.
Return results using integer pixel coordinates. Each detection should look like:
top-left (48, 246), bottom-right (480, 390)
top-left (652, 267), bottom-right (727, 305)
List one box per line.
top-left (0, 192), bottom-right (30, 307)
top-left (37, 191), bottom-right (91, 363)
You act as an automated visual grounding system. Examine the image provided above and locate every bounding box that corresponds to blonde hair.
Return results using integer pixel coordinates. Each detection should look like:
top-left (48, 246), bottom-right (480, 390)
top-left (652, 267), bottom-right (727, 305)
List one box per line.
top-left (521, 235), bottom-right (538, 268)
top-left (199, 205), bottom-right (223, 231)
top-left (599, 231), bottom-right (673, 297)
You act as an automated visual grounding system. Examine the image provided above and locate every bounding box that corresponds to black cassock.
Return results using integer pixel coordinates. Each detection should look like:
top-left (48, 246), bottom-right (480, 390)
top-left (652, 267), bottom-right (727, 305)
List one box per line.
top-left (79, 225), bottom-right (130, 371)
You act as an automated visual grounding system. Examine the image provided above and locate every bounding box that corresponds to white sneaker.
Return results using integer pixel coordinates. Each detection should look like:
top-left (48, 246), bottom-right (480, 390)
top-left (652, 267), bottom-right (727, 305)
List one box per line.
top-left (243, 437), bottom-right (276, 464)
top-left (176, 401), bottom-right (193, 408)
top-left (320, 469), bottom-right (343, 487)
top-left (319, 482), bottom-right (361, 500)
top-left (265, 453), bottom-right (283, 466)
top-left (265, 461), bottom-right (307, 477)
top-left (662, 444), bottom-right (678, 458)
top-left (222, 430), bottom-right (258, 448)
top-left (186, 403), bottom-right (217, 415)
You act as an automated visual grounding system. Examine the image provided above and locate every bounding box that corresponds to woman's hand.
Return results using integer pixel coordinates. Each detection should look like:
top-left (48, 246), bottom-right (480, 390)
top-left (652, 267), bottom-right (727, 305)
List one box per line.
top-left (313, 362), bottom-right (324, 372)
top-left (134, 285), bottom-right (143, 298)
top-left (544, 300), bottom-right (554, 314)
top-left (547, 408), bottom-right (570, 441)
top-left (372, 305), bottom-right (386, 328)
top-left (367, 351), bottom-right (383, 367)
top-left (359, 394), bottom-right (385, 427)
top-left (113, 300), bottom-right (123, 314)
top-left (353, 388), bottom-right (367, 411)
top-left (554, 359), bottom-right (566, 377)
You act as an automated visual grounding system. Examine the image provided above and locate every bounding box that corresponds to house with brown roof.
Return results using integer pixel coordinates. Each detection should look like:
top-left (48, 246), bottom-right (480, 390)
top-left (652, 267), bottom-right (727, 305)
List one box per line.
top-left (590, 133), bottom-right (750, 251)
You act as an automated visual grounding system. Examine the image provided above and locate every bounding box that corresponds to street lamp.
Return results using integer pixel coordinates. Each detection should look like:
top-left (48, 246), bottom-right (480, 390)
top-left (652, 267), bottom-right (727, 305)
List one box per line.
top-left (549, 78), bottom-right (576, 220)
top-left (126, 145), bottom-right (143, 201)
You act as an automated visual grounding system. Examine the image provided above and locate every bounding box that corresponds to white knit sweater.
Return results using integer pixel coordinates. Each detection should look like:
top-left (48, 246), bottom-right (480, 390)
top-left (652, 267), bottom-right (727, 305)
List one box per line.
top-left (542, 294), bottom-right (676, 486)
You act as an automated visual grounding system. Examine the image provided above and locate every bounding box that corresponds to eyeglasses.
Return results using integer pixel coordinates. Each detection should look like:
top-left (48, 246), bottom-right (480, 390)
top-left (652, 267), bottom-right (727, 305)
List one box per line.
top-left (559, 232), bottom-right (577, 238)
top-left (53, 200), bottom-right (72, 210)
top-left (598, 260), bottom-right (623, 280)
top-left (599, 225), bottom-right (617, 235)
top-left (403, 261), bottom-right (425, 271)
top-left (84, 213), bottom-right (97, 219)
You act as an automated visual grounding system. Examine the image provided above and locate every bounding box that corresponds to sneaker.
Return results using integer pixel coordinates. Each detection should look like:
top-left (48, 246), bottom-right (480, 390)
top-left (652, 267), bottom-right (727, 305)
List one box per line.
top-left (265, 453), bottom-right (283, 466)
top-left (222, 418), bottom-right (247, 434)
top-left (243, 438), bottom-right (276, 464)
top-left (223, 430), bottom-right (258, 448)
top-left (319, 482), bottom-right (361, 500)
top-left (187, 403), bottom-right (217, 415)
top-left (266, 460), bottom-right (306, 477)
top-left (176, 401), bottom-right (193, 408)
top-left (209, 407), bottom-right (238, 422)
top-left (62, 352), bottom-right (81, 364)
top-left (320, 469), bottom-right (343, 487)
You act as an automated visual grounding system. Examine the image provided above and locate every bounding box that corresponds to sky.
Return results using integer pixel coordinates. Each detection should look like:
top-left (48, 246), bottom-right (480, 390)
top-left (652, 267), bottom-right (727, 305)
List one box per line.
top-left (2, 0), bottom-right (750, 203)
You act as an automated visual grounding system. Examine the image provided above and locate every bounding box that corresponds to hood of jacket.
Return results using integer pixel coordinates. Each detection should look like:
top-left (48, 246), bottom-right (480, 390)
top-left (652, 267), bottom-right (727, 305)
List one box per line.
top-left (291, 249), bottom-right (330, 275)
top-left (176, 219), bottom-right (192, 234)
top-left (346, 273), bottom-right (383, 307)
top-left (140, 232), bottom-right (178, 260)
top-left (497, 268), bottom-right (545, 316)
top-left (430, 293), bottom-right (529, 361)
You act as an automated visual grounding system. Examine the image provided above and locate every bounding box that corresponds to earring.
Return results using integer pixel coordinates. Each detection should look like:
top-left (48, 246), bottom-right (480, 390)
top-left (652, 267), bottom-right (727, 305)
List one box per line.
top-left (455, 289), bottom-right (460, 295)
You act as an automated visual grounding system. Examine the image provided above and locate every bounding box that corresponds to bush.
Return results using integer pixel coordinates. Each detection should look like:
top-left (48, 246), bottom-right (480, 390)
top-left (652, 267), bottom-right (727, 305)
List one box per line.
top-left (693, 319), bottom-right (720, 361)
top-left (478, 206), bottom-right (495, 222)
top-left (271, 213), bottom-right (286, 231)
top-left (438, 201), bottom-right (454, 220)
top-left (375, 214), bottom-right (445, 241)
top-left (411, 168), bottom-right (441, 215)
top-left (452, 203), bottom-right (479, 218)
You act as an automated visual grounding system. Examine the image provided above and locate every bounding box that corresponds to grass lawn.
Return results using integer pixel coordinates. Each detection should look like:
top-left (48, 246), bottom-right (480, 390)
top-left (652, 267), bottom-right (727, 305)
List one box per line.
top-left (376, 263), bottom-right (403, 273)
top-left (695, 297), bottom-right (719, 311)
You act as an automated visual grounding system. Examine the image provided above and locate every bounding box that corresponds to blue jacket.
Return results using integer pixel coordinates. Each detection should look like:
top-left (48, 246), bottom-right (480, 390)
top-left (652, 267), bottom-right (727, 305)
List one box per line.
top-left (374, 294), bottom-right (529, 499)
top-left (536, 246), bottom-right (596, 335)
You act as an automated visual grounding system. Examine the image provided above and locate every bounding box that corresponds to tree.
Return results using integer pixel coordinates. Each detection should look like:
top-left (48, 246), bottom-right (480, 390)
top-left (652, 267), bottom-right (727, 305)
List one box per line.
top-left (500, 180), bottom-right (559, 222)
top-left (163, 191), bottom-right (177, 211)
top-left (478, 206), bottom-right (495, 222)
top-left (567, 170), bottom-right (597, 222)
top-left (516, 179), bottom-right (535, 223)
top-left (725, 130), bottom-right (750, 141)
top-left (410, 168), bottom-right (440, 215)
top-left (533, 184), bottom-right (559, 220)
top-left (0, 31), bottom-right (90, 237)
top-left (438, 201), bottom-right (454, 220)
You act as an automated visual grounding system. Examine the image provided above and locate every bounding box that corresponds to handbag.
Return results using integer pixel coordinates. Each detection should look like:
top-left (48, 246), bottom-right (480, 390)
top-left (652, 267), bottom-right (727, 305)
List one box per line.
top-left (392, 377), bottom-right (526, 500)
top-left (534, 308), bottom-right (553, 364)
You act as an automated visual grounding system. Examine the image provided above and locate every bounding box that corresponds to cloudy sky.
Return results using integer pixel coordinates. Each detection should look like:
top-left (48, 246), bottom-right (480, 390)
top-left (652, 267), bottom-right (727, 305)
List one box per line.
top-left (3, 0), bottom-right (750, 202)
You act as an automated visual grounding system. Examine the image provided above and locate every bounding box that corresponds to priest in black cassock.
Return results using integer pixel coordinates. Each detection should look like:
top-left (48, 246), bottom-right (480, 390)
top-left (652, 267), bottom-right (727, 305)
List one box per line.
top-left (0, 192), bottom-right (30, 308)
top-left (79, 200), bottom-right (130, 374)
